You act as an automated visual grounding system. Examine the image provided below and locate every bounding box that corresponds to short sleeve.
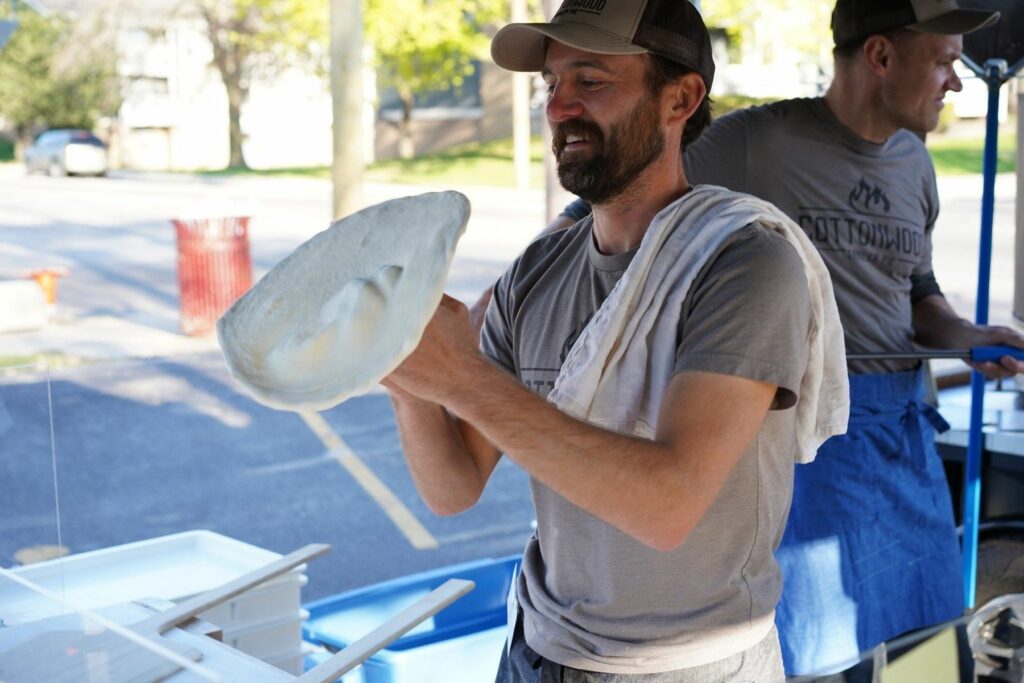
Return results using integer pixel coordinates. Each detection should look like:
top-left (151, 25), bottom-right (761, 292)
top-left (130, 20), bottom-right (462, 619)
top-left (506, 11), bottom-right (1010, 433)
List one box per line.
top-left (684, 108), bottom-right (752, 192)
top-left (479, 267), bottom-right (517, 374)
top-left (676, 226), bottom-right (811, 409)
top-left (914, 158), bottom-right (939, 277)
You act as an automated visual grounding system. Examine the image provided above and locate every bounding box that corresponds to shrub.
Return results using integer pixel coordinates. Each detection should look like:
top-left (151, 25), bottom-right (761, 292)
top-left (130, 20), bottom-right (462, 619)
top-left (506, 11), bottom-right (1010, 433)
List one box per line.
top-left (712, 94), bottom-right (777, 119)
top-left (0, 135), bottom-right (13, 161)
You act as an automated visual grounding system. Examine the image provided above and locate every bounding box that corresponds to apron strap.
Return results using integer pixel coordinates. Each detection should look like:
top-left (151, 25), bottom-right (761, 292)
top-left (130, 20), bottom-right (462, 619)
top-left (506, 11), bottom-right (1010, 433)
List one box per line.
top-left (900, 402), bottom-right (950, 471)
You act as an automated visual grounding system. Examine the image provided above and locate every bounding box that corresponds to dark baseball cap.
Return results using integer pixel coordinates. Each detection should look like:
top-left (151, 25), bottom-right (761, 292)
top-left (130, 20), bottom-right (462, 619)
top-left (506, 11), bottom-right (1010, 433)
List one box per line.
top-left (490, 0), bottom-right (714, 90)
top-left (832, 0), bottom-right (1000, 49)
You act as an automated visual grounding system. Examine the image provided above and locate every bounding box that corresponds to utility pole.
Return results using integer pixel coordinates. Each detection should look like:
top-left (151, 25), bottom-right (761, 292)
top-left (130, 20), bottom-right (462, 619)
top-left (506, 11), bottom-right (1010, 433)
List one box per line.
top-left (511, 0), bottom-right (530, 190)
top-left (542, 0), bottom-right (572, 223)
top-left (330, 0), bottom-right (364, 220)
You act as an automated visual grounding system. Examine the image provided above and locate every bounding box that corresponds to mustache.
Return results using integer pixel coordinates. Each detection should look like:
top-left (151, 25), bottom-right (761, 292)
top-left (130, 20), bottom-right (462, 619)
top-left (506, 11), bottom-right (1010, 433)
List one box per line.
top-left (551, 119), bottom-right (603, 156)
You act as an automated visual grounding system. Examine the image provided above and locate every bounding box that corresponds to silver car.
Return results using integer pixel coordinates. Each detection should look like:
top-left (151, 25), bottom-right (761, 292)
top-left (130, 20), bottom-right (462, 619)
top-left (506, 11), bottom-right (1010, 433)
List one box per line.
top-left (25, 129), bottom-right (108, 177)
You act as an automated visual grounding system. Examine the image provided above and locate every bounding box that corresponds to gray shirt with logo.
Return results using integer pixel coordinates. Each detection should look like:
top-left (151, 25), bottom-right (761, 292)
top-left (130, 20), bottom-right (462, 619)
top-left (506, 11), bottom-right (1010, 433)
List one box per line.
top-left (686, 98), bottom-right (939, 374)
top-left (480, 218), bottom-right (811, 672)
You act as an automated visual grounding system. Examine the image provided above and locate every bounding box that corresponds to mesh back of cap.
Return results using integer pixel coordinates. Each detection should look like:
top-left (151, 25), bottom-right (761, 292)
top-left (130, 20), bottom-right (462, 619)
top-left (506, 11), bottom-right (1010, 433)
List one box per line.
top-left (634, 0), bottom-right (715, 88)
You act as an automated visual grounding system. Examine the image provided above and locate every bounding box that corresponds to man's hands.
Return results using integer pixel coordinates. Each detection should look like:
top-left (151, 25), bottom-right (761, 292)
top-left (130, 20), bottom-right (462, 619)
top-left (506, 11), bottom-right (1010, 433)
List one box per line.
top-left (384, 294), bottom-right (488, 407)
top-left (964, 324), bottom-right (1024, 379)
top-left (913, 294), bottom-right (1024, 380)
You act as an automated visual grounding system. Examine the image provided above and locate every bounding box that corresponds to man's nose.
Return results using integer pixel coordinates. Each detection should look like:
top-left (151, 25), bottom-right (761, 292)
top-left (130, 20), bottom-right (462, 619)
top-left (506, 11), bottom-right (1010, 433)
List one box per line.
top-left (947, 68), bottom-right (963, 93)
top-left (546, 82), bottom-right (584, 123)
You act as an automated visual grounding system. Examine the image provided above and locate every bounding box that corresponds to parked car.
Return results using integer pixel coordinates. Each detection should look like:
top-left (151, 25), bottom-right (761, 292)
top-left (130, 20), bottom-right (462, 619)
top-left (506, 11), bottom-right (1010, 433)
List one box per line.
top-left (25, 129), bottom-right (108, 177)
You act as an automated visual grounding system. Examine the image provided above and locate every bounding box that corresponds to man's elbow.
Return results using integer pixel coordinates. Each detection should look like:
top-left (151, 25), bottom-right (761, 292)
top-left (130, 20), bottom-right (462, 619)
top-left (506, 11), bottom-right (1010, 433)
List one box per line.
top-left (423, 491), bottom-right (480, 517)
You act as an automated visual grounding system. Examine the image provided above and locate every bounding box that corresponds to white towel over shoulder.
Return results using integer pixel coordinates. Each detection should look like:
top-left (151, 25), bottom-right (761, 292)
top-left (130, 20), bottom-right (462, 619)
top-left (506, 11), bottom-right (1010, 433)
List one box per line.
top-left (547, 186), bottom-right (849, 463)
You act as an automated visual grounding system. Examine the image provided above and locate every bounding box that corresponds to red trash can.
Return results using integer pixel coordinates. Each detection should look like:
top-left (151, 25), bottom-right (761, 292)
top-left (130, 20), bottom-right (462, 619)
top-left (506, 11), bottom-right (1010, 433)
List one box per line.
top-left (172, 216), bottom-right (253, 336)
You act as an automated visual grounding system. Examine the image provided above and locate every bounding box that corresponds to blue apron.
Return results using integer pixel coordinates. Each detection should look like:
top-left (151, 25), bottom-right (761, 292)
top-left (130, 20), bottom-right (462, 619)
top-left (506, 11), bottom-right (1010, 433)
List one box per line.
top-left (775, 368), bottom-right (963, 675)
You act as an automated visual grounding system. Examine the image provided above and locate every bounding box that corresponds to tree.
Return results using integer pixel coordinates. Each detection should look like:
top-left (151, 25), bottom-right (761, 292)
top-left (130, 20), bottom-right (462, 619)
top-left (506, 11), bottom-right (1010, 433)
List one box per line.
top-left (703, 0), bottom-right (832, 69)
top-left (365, 0), bottom-right (505, 159)
top-left (0, 8), bottom-right (121, 154)
top-left (192, 0), bottom-right (328, 169)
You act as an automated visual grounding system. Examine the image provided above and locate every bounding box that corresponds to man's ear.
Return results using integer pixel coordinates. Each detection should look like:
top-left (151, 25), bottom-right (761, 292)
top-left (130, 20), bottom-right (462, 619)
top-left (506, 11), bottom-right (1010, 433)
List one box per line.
top-left (863, 34), bottom-right (895, 75)
top-left (667, 72), bottom-right (706, 125)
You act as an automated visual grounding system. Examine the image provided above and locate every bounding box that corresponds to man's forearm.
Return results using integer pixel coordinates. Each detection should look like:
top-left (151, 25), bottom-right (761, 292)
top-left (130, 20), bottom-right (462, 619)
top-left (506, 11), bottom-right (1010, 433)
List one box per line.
top-left (912, 294), bottom-right (976, 348)
top-left (389, 391), bottom-right (499, 516)
top-left (441, 361), bottom-right (774, 551)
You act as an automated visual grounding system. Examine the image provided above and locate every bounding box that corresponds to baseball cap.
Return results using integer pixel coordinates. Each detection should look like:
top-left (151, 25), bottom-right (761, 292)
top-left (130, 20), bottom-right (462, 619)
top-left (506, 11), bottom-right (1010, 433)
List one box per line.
top-left (490, 0), bottom-right (714, 90)
top-left (832, 0), bottom-right (1000, 49)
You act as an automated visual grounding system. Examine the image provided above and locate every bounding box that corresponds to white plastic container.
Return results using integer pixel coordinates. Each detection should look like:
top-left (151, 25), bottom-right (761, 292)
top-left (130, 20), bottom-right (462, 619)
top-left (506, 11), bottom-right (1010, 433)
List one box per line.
top-left (222, 608), bottom-right (310, 660)
top-left (266, 646), bottom-right (306, 676)
top-left (0, 530), bottom-right (306, 650)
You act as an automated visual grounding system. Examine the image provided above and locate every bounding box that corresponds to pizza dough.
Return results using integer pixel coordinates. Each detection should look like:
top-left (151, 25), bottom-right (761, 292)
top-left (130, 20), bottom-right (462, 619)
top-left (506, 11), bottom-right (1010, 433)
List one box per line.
top-left (217, 191), bottom-right (471, 411)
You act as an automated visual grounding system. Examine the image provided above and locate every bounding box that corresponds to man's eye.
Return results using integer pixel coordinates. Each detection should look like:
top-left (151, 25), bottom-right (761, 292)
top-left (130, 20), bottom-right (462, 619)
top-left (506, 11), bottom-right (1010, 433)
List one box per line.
top-left (581, 80), bottom-right (600, 88)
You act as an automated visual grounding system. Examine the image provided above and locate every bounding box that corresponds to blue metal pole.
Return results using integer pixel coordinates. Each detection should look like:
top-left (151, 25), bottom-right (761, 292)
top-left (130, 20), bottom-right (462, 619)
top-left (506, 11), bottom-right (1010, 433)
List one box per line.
top-left (961, 60), bottom-right (1004, 610)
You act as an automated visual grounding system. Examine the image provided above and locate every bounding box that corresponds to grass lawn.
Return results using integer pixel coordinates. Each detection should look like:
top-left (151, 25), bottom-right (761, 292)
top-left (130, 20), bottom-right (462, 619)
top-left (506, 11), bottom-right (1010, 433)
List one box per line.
top-left (198, 128), bottom-right (1018, 185)
top-left (200, 136), bottom-right (548, 188)
top-left (927, 132), bottom-right (1017, 175)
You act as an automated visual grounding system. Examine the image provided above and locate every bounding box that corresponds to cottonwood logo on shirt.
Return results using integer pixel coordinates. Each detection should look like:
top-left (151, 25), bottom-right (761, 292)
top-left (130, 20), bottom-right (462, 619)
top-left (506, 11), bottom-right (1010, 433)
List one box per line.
top-left (555, 0), bottom-right (607, 18)
top-left (848, 178), bottom-right (891, 214)
top-left (797, 177), bottom-right (924, 269)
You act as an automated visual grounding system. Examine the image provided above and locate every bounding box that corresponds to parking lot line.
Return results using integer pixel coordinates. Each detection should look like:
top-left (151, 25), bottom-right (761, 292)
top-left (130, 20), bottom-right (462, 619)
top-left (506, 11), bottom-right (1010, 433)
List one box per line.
top-left (299, 411), bottom-right (439, 550)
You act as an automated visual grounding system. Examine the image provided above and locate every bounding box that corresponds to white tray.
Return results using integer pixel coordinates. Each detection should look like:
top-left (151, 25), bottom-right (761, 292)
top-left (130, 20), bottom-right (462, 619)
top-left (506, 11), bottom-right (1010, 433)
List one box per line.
top-left (0, 530), bottom-right (305, 629)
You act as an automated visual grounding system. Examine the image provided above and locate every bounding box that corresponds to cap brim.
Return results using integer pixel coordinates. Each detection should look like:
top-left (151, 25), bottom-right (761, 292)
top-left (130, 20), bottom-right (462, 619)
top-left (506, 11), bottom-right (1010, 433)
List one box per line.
top-left (910, 9), bottom-right (1000, 36)
top-left (491, 22), bottom-right (647, 72)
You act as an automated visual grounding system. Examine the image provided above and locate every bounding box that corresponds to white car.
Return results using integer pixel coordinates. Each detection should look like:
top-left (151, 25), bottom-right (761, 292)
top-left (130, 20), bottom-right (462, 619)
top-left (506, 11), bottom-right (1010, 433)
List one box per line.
top-left (25, 129), bottom-right (108, 177)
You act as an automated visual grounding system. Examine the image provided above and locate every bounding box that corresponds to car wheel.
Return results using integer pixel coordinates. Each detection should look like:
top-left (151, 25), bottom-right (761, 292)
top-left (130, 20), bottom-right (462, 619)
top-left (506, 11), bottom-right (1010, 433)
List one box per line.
top-left (48, 161), bottom-right (66, 177)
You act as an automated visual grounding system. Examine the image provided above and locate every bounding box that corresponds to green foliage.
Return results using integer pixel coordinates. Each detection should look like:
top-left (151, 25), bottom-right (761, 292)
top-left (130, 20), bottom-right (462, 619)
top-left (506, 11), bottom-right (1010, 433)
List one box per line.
top-left (365, 0), bottom-right (506, 104)
top-left (0, 9), bottom-right (120, 138)
top-left (0, 134), bottom-right (13, 161)
top-left (195, 0), bottom-right (328, 78)
top-left (703, 0), bottom-right (832, 65)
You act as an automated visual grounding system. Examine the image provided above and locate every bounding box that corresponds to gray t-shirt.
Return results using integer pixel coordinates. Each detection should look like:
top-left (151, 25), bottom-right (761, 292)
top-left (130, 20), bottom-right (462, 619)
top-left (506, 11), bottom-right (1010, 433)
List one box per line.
top-left (564, 98), bottom-right (941, 374)
top-left (687, 98), bottom-right (939, 374)
top-left (480, 218), bottom-right (811, 673)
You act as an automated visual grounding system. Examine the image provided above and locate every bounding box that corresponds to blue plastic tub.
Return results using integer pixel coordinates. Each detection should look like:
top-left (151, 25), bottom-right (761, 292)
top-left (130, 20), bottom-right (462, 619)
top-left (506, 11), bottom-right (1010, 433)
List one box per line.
top-left (302, 555), bottom-right (520, 683)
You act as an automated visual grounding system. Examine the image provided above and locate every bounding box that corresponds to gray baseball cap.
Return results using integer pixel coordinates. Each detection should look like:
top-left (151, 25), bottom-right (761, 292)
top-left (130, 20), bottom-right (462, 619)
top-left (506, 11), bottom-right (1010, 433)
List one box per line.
top-left (832, 0), bottom-right (1000, 49)
top-left (491, 0), bottom-right (714, 90)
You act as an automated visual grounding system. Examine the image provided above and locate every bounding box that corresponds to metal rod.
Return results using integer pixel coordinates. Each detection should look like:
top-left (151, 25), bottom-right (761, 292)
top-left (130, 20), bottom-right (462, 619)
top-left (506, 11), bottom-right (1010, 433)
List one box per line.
top-left (846, 351), bottom-right (970, 361)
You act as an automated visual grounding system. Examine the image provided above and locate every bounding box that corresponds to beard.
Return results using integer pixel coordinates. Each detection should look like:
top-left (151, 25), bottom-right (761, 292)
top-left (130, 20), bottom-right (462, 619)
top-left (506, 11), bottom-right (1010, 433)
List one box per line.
top-left (552, 97), bottom-right (665, 205)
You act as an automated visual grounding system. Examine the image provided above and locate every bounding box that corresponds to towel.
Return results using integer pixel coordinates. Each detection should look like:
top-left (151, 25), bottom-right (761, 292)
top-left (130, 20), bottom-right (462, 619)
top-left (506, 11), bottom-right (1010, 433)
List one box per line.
top-left (547, 185), bottom-right (849, 463)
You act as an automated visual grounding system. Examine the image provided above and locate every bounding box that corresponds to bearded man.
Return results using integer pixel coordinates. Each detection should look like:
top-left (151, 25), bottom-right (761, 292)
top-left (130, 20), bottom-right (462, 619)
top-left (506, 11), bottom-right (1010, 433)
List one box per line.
top-left (383, 1), bottom-right (848, 681)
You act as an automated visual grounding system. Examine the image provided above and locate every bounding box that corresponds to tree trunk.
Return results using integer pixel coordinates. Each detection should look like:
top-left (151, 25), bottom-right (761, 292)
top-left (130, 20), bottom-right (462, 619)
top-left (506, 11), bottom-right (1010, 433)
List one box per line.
top-left (15, 127), bottom-right (33, 161)
top-left (330, 0), bottom-right (365, 220)
top-left (226, 78), bottom-right (248, 169)
top-left (398, 88), bottom-right (414, 160)
top-left (199, 5), bottom-right (249, 170)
